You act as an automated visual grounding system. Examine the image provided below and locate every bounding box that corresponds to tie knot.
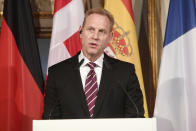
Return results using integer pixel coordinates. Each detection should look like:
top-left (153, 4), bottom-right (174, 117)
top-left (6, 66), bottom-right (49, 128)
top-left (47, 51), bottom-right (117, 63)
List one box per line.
top-left (87, 62), bottom-right (96, 69)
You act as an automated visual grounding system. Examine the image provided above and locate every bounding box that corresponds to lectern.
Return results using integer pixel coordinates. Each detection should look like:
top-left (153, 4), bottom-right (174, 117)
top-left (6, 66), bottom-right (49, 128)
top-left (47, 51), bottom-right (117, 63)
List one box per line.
top-left (33, 118), bottom-right (156, 131)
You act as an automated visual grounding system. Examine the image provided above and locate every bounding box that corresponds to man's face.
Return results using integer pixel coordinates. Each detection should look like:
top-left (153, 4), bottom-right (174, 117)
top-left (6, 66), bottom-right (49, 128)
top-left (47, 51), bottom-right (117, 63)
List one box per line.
top-left (80, 13), bottom-right (113, 59)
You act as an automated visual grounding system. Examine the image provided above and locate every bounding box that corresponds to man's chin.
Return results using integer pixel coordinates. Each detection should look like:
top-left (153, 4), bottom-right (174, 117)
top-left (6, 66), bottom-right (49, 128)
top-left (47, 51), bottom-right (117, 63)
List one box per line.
top-left (87, 50), bottom-right (98, 56)
top-left (88, 51), bottom-right (103, 58)
top-left (88, 52), bottom-right (98, 57)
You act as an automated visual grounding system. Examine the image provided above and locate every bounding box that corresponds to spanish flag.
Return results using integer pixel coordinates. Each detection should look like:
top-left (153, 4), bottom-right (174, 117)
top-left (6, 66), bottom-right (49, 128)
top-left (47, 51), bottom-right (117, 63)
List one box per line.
top-left (104, 0), bottom-right (148, 117)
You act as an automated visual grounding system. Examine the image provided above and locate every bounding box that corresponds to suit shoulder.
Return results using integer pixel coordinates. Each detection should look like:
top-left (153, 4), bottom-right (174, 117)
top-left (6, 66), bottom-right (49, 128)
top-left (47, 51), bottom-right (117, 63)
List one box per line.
top-left (105, 55), bottom-right (135, 71)
top-left (48, 56), bottom-right (76, 73)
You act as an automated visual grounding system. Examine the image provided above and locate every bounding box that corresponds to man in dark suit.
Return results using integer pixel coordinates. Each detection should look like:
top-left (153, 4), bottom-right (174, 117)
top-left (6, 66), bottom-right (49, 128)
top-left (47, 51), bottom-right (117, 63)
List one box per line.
top-left (43, 8), bottom-right (144, 119)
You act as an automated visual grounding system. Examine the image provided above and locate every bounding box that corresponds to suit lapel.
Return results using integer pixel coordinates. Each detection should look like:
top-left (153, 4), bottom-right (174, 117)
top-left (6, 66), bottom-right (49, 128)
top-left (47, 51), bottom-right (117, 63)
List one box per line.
top-left (71, 53), bottom-right (115, 117)
top-left (93, 54), bottom-right (114, 117)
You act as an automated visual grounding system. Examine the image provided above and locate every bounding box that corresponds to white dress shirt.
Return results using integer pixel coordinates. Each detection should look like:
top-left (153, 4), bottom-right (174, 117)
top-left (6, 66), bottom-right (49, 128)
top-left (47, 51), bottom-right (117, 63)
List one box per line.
top-left (79, 51), bottom-right (104, 90)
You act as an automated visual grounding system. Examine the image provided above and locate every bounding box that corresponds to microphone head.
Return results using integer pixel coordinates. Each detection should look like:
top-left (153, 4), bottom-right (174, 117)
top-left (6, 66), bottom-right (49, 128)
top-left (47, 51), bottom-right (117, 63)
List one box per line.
top-left (74, 58), bottom-right (84, 69)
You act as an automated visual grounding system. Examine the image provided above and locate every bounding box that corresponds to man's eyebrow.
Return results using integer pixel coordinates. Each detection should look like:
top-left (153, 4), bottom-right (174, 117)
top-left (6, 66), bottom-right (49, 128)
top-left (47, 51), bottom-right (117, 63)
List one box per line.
top-left (99, 28), bottom-right (107, 32)
top-left (85, 26), bottom-right (94, 29)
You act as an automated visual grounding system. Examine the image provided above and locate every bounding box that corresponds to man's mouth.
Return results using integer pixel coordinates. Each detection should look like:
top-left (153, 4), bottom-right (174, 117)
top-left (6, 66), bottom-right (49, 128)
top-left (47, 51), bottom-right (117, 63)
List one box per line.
top-left (89, 43), bottom-right (97, 47)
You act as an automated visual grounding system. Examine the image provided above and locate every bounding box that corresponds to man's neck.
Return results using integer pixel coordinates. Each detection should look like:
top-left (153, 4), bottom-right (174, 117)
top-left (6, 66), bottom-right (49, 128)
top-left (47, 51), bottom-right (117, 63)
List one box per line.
top-left (87, 56), bottom-right (100, 62)
top-left (82, 52), bottom-right (102, 62)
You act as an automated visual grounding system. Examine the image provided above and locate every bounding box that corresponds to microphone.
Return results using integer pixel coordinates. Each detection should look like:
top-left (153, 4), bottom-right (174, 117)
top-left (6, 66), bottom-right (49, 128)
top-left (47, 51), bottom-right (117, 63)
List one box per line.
top-left (103, 56), bottom-right (112, 69)
top-left (118, 82), bottom-right (140, 118)
top-left (74, 58), bottom-right (84, 69)
top-left (47, 99), bottom-right (59, 119)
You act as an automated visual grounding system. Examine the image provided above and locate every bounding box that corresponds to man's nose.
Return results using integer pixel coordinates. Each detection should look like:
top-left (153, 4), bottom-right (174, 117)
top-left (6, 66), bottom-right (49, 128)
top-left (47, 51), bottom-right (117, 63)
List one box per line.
top-left (92, 31), bottom-right (99, 40)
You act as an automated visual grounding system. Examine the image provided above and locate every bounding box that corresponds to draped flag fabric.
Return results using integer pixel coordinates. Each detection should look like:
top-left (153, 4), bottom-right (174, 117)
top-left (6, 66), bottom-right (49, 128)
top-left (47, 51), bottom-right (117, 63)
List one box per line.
top-left (154, 0), bottom-right (196, 131)
top-left (0, 0), bottom-right (44, 131)
top-left (47, 0), bottom-right (84, 69)
top-left (104, 0), bottom-right (148, 117)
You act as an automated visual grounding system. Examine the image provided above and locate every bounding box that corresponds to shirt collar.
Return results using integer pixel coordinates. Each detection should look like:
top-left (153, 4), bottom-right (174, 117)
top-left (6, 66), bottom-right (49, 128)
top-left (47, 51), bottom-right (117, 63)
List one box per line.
top-left (79, 51), bottom-right (104, 68)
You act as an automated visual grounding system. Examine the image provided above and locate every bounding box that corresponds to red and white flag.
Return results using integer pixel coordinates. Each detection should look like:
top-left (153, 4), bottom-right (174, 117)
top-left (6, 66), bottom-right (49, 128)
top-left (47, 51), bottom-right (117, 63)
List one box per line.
top-left (47, 0), bottom-right (84, 70)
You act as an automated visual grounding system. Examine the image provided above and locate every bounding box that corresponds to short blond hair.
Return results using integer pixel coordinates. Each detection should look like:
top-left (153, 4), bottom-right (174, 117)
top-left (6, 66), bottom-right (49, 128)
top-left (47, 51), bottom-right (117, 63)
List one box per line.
top-left (82, 8), bottom-right (114, 32)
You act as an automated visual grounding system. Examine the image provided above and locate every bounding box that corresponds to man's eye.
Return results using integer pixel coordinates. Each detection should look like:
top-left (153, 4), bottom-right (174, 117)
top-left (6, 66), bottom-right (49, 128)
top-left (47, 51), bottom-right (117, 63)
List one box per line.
top-left (88, 28), bottom-right (94, 32)
top-left (99, 30), bottom-right (106, 35)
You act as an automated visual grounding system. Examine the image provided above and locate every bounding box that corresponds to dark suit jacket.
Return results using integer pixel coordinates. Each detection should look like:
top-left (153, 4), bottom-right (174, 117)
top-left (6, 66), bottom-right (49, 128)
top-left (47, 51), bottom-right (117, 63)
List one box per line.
top-left (43, 52), bottom-right (144, 119)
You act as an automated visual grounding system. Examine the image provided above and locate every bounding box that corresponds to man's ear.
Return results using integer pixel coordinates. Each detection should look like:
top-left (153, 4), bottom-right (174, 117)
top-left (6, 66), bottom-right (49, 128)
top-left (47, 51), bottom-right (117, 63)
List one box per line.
top-left (109, 31), bottom-right (113, 41)
top-left (79, 26), bottom-right (83, 33)
top-left (79, 26), bottom-right (83, 38)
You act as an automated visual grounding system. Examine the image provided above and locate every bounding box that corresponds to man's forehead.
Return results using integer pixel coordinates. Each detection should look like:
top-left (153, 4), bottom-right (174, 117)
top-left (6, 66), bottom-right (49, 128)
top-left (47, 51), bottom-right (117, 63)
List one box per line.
top-left (85, 14), bottom-right (110, 26)
top-left (86, 13), bottom-right (109, 21)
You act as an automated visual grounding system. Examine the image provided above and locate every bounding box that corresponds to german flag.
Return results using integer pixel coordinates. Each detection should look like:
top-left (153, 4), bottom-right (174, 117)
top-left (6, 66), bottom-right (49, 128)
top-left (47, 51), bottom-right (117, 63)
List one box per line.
top-left (0, 0), bottom-right (44, 131)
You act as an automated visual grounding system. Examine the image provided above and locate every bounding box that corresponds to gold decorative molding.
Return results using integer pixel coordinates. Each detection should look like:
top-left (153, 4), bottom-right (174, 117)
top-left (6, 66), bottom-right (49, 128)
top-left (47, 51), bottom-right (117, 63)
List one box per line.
top-left (148, 0), bottom-right (158, 90)
top-left (33, 11), bottom-right (53, 18)
top-left (148, 0), bottom-right (162, 114)
top-left (0, 0), bottom-right (54, 38)
top-left (33, 11), bottom-right (53, 38)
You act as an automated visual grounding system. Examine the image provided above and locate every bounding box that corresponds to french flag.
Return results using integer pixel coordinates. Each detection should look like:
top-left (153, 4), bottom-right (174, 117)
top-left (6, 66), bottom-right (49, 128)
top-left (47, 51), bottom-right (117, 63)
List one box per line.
top-left (47, 0), bottom-right (84, 70)
top-left (154, 0), bottom-right (196, 131)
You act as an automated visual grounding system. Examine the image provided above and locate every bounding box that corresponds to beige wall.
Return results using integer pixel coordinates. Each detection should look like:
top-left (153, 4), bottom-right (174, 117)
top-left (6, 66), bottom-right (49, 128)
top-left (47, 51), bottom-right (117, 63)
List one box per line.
top-left (132, 0), bottom-right (143, 38)
top-left (161, 0), bottom-right (170, 40)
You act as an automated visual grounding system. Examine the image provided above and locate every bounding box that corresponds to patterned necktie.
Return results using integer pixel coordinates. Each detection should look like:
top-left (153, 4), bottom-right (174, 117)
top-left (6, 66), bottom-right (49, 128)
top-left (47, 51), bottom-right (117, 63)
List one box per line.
top-left (84, 62), bottom-right (98, 117)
